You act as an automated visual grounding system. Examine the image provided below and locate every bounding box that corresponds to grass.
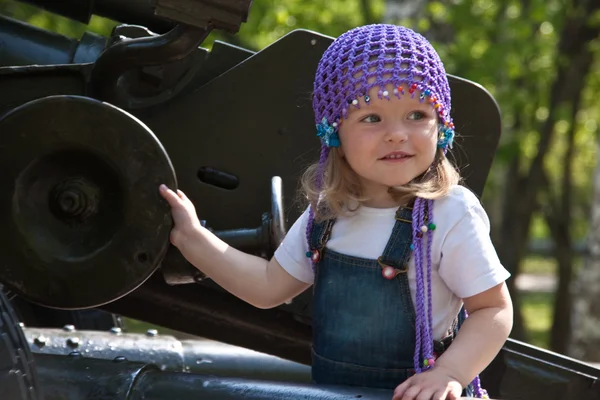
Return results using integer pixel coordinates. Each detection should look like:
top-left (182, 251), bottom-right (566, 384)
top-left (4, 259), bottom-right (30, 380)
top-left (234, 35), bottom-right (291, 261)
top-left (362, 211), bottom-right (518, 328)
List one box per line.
top-left (518, 256), bottom-right (556, 349)
top-left (521, 291), bottom-right (554, 349)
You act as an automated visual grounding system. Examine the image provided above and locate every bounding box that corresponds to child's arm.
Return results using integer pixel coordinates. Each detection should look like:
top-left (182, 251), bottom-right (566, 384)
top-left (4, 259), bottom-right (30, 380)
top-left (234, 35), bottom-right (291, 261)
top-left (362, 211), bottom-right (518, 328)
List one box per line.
top-left (393, 282), bottom-right (513, 400)
top-left (434, 281), bottom-right (513, 386)
top-left (394, 197), bottom-right (513, 399)
top-left (159, 185), bottom-right (311, 309)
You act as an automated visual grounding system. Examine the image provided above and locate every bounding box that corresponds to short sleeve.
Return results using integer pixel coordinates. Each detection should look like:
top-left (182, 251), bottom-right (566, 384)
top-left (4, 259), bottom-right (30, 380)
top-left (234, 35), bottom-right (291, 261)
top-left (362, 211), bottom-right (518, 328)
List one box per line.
top-left (273, 207), bottom-right (315, 284)
top-left (438, 204), bottom-right (511, 298)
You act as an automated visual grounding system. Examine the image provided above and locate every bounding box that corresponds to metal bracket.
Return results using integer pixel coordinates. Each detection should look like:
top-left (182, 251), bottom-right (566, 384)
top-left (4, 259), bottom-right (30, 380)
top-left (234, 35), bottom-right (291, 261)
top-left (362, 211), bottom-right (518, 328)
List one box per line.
top-left (156, 0), bottom-right (253, 33)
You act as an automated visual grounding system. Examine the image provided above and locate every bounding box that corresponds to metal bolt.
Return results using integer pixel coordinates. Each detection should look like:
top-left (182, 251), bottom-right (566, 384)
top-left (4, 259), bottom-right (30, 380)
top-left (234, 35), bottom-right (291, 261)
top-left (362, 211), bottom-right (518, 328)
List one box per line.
top-left (68, 351), bottom-right (82, 357)
top-left (110, 327), bottom-right (122, 334)
top-left (146, 329), bottom-right (158, 337)
top-left (67, 337), bottom-right (80, 348)
top-left (113, 356), bottom-right (127, 362)
top-left (34, 336), bottom-right (48, 347)
top-left (63, 324), bottom-right (75, 332)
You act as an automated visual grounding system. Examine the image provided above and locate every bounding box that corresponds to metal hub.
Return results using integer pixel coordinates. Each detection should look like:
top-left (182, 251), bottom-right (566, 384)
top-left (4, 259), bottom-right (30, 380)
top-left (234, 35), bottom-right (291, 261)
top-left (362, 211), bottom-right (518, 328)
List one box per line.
top-left (0, 95), bottom-right (177, 309)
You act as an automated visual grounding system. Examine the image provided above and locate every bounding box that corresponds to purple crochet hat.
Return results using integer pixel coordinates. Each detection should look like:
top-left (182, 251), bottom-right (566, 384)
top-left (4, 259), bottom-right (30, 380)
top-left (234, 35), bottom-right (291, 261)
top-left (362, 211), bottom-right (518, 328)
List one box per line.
top-left (306, 24), bottom-right (488, 398)
top-left (312, 23), bottom-right (455, 150)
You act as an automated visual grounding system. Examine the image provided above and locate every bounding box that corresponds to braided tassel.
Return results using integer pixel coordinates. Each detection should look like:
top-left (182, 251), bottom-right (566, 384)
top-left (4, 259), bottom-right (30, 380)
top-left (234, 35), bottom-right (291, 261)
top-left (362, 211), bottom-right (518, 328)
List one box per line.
top-left (412, 198), bottom-right (435, 372)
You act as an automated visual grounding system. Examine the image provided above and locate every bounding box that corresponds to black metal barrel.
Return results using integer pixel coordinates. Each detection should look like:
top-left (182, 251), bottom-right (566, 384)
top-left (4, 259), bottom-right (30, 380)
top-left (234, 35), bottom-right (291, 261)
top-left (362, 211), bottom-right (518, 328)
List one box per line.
top-left (24, 327), bottom-right (311, 383)
top-left (35, 353), bottom-right (395, 400)
top-left (15, 0), bottom-right (252, 33)
top-left (15, 0), bottom-right (174, 33)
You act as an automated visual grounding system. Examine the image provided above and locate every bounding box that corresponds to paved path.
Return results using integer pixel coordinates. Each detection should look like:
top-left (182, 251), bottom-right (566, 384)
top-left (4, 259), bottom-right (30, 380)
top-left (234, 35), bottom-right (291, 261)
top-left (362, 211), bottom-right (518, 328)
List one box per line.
top-left (514, 273), bottom-right (556, 292)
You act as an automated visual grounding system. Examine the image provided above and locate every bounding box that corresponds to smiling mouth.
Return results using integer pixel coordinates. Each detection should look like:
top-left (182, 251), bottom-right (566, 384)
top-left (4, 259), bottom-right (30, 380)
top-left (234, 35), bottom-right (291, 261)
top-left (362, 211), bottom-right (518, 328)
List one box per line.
top-left (380, 154), bottom-right (414, 160)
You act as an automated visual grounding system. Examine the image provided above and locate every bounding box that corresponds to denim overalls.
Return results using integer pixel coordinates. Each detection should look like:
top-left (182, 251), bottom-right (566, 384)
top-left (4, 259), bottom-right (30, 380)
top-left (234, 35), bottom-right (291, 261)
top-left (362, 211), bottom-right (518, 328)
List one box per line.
top-left (309, 205), bottom-right (457, 390)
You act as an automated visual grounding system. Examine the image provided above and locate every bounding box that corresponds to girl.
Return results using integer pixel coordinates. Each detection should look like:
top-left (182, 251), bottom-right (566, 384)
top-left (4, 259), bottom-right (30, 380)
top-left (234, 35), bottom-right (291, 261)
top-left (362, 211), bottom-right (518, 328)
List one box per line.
top-left (159, 24), bottom-right (513, 400)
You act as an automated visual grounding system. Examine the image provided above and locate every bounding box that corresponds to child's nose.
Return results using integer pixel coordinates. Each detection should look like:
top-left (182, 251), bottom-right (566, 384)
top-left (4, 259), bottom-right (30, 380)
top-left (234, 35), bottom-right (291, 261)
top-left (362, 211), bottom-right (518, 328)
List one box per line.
top-left (384, 122), bottom-right (409, 142)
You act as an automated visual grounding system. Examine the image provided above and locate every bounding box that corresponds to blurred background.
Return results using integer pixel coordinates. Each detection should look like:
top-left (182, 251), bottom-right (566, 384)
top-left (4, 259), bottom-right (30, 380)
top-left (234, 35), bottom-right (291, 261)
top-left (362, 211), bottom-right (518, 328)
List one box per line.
top-left (1, 0), bottom-right (599, 363)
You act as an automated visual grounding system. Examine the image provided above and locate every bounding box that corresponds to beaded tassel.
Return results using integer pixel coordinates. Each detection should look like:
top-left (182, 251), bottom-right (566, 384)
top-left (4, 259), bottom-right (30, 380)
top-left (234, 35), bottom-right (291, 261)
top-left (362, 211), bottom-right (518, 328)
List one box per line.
top-left (412, 197), bottom-right (435, 372)
top-left (411, 198), bottom-right (488, 398)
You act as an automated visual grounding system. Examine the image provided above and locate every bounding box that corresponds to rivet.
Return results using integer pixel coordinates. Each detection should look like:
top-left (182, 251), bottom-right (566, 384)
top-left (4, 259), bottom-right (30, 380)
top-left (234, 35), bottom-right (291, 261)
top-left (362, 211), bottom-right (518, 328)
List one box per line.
top-left (34, 336), bottom-right (48, 347)
top-left (110, 327), bottom-right (122, 335)
top-left (63, 324), bottom-right (75, 332)
top-left (146, 329), bottom-right (158, 337)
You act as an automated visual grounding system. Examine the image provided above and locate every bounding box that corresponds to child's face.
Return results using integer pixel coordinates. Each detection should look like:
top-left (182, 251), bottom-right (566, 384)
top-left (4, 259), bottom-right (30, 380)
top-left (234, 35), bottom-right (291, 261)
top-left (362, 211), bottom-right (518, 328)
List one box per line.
top-left (338, 83), bottom-right (438, 206)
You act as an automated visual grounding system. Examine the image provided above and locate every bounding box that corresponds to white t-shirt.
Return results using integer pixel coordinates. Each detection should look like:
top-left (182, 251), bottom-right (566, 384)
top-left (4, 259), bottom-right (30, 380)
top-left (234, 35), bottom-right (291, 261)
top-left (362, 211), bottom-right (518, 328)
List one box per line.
top-left (274, 185), bottom-right (511, 340)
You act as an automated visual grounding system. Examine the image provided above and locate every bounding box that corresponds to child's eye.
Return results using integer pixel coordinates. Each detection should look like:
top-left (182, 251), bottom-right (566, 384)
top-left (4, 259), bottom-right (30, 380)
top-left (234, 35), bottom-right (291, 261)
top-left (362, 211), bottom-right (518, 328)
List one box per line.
top-left (408, 111), bottom-right (427, 120)
top-left (361, 114), bottom-right (381, 123)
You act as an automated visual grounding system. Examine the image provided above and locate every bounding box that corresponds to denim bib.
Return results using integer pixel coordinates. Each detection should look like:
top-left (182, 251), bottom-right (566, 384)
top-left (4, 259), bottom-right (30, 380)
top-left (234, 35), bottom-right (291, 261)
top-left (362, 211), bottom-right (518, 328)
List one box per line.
top-left (309, 206), bottom-right (456, 390)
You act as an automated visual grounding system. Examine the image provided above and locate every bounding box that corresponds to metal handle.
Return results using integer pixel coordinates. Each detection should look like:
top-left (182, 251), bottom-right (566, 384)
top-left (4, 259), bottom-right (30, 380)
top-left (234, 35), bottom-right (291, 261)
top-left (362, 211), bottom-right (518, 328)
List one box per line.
top-left (161, 176), bottom-right (287, 285)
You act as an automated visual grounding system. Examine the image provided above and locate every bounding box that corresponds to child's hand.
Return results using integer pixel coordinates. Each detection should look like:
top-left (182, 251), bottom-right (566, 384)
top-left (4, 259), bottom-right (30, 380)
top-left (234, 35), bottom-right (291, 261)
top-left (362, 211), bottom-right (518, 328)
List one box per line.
top-left (159, 184), bottom-right (203, 248)
top-left (392, 366), bottom-right (463, 400)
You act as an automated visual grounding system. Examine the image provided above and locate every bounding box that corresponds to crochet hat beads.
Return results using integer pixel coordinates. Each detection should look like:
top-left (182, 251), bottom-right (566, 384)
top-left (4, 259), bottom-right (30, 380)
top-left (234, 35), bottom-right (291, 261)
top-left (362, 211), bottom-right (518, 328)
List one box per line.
top-left (305, 24), bottom-right (488, 399)
top-left (312, 23), bottom-right (455, 151)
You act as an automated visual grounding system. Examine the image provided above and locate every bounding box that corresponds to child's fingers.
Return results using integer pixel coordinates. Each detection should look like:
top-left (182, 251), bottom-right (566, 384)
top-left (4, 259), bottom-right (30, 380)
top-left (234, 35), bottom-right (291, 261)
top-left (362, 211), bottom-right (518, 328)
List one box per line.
top-left (159, 184), bottom-right (183, 207)
top-left (392, 379), bottom-right (412, 399)
top-left (177, 189), bottom-right (189, 201)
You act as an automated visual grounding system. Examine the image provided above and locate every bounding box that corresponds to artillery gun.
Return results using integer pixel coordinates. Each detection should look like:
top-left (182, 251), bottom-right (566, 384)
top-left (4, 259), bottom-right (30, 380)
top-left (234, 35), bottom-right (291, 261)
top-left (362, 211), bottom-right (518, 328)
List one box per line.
top-left (0, 1), bottom-right (598, 399)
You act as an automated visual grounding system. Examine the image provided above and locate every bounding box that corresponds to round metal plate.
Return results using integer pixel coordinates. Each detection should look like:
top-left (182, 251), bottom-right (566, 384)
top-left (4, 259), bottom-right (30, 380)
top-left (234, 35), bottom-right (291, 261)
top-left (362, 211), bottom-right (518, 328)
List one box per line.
top-left (0, 95), bottom-right (177, 309)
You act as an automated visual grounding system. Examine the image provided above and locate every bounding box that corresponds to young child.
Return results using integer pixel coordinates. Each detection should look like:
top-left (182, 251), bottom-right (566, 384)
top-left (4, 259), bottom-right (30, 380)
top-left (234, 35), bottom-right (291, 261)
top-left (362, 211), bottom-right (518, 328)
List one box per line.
top-left (159, 24), bottom-right (513, 400)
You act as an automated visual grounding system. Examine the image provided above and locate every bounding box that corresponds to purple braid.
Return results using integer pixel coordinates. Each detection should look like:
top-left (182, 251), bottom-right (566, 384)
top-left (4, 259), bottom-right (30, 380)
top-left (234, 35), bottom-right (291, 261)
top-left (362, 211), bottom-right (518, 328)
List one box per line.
top-left (413, 198), bottom-right (436, 373)
top-left (426, 199), bottom-right (435, 360)
top-left (412, 197), bottom-right (425, 373)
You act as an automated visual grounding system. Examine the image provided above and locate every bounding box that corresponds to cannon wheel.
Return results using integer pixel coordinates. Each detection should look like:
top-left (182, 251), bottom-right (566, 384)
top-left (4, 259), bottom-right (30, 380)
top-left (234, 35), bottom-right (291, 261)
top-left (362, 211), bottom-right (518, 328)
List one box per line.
top-left (0, 286), bottom-right (41, 400)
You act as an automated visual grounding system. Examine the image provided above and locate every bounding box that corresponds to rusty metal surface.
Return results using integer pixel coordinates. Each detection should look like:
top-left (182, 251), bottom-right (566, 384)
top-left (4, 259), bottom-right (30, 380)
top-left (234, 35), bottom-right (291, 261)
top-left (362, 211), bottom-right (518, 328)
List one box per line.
top-left (24, 326), bottom-right (311, 383)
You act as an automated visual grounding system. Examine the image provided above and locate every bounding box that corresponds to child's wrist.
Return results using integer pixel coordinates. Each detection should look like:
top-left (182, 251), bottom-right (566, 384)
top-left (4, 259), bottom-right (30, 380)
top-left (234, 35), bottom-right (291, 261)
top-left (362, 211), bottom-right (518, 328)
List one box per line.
top-left (178, 225), bottom-right (210, 255)
top-left (432, 359), bottom-right (471, 388)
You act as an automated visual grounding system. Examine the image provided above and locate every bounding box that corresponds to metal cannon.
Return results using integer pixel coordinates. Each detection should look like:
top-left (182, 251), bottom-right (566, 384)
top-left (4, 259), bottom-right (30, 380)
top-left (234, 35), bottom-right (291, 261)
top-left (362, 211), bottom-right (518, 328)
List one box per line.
top-left (0, 1), bottom-right (599, 399)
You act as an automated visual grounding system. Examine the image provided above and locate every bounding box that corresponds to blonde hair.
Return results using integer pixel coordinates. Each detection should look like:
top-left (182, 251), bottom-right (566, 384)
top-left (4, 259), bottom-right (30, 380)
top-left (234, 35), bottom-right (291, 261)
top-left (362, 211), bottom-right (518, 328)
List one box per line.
top-left (300, 145), bottom-right (461, 222)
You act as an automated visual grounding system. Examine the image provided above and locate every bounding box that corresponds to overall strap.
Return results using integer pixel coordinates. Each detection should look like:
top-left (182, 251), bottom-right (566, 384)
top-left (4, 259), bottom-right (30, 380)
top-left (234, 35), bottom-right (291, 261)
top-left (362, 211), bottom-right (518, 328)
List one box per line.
top-left (378, 206), bottom-right (414, 271)
top-left (308, 214), bottom-right (335, 259)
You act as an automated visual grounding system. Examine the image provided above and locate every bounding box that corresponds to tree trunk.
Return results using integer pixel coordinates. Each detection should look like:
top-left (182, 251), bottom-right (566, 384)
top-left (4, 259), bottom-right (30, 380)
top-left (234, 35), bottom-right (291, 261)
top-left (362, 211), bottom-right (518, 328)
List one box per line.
top-left (383, 0), bottom-right (427, 24)
top-left (496, 113), bottom-right (529, 341)
top-left (570, 137), bottom-right (600, 360)
top-left (360, 0), bottom-right (376, 25)
top-left (546, 51), bottom-right (591, 352)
